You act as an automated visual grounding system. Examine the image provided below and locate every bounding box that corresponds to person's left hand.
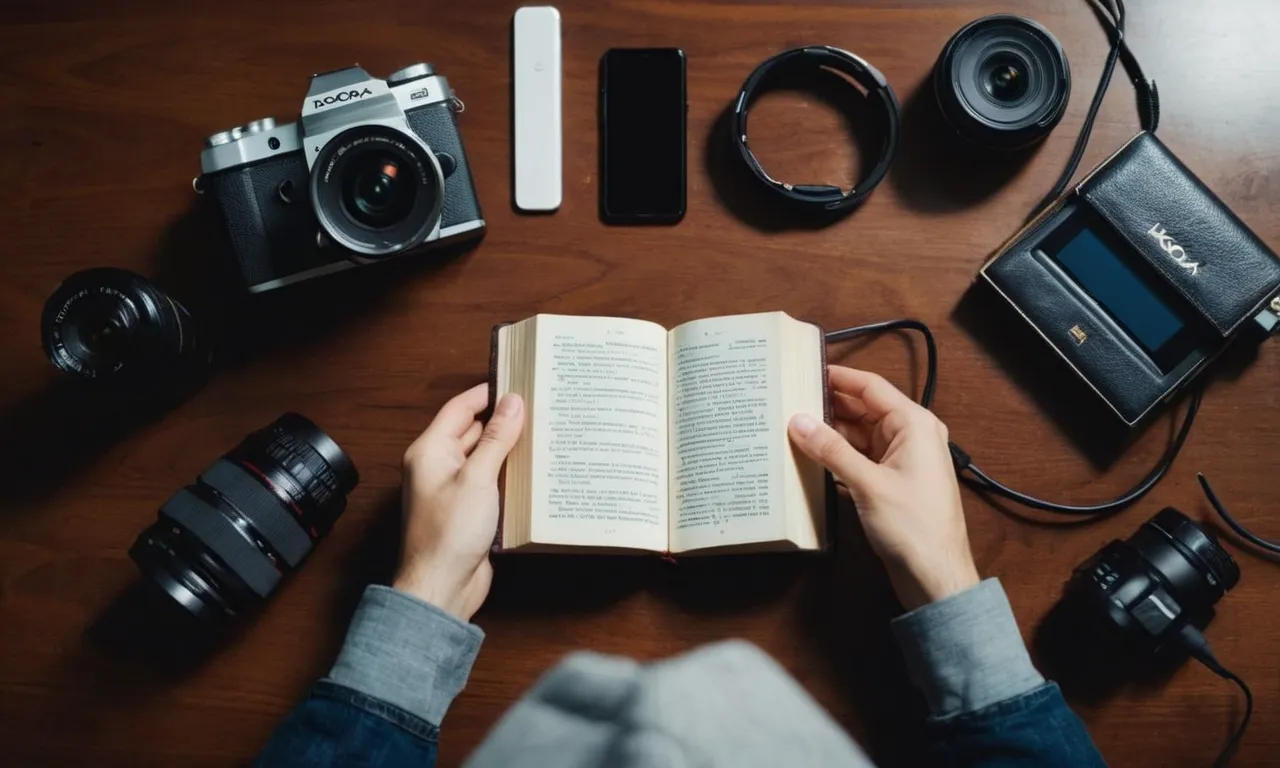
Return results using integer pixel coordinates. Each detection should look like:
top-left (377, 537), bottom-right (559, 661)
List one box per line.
top-left (392, 384), bottom-right (524, 622)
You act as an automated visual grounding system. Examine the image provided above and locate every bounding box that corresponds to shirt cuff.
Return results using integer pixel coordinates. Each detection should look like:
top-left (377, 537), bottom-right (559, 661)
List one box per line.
top-left (890, 577), bottom-right (1044, 719)
top-left (324, 584), bottom-right (484, 726)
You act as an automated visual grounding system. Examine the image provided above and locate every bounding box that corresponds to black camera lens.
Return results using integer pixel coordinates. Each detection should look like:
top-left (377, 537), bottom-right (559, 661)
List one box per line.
top-left (344, 153), bottom-right (417, 228)
top-left (42, 268), bottom-right (208, 387)
top-left (982, 54), bottom-right (1030, 103)
top-left (311, 124), bottom-right (443, 259)
top-left (129, 414), bottom-right (359, 623)
top-left (933, 15), bottom-right (1070, 150)
top-left (1068, 508), bottom-right (1239, 651)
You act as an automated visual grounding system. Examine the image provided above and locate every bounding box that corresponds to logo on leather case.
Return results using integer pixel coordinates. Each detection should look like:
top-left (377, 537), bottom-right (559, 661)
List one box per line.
top-left (1068, 325), bottom-right (1088, 345)
top-left (1148, 223), bottom-right (1201, 276)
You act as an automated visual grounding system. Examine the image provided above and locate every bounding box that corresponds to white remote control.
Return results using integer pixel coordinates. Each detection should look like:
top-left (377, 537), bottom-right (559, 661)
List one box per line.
top-left (513, 6), bottom-right (562, 212)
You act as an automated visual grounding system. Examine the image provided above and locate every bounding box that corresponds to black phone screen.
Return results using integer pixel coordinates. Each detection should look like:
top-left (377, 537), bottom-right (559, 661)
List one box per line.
top-left (601, 48), bottom-right (686, 222)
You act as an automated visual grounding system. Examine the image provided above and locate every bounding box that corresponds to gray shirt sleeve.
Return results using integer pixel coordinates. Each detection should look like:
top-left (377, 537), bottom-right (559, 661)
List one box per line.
top-left (890, 577), bottom-right (1045, 719)
top-left (325, 584), bottom-right (484, 726)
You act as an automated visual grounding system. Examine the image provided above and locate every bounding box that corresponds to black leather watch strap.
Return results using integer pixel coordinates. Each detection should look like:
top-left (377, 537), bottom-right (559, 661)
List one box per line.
top-left (732, 45), bottom-right (901, 214)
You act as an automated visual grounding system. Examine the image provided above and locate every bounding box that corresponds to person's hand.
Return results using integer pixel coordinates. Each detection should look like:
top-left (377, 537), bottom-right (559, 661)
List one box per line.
top-left (788, 366), bottom-right (979, 610)
top-left (393, 384), bottom-right (524, 622)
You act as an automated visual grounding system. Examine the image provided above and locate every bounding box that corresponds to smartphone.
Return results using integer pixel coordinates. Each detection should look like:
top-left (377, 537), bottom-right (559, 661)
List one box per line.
top-left (600, 48), bottom-right (687, 224)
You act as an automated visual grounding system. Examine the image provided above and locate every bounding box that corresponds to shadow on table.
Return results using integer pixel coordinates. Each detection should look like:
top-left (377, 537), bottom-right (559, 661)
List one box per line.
top-left (85, 580), bottom-right (233, 681)
top-left (0, 380), bottom-right (177, 507)
top-left (150, 201), bottom-right (482, 373)
top-left (485, 556), bottom-right (651, 617)
top-left (951, 280), bottom-right (1149, 473)
top-left (887, 77), bottom-right (1041, 214)
top-left (793, 495), bottom-right (930, 767)
top-left (1032, 595), bottom-right (1193, 706)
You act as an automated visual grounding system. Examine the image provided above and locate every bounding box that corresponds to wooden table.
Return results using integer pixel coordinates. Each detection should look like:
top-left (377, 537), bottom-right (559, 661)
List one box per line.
top-left (3, 0), bottom-right (1278, 765)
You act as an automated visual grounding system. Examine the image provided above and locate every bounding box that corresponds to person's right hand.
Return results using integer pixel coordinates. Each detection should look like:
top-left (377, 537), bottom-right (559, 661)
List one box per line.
top-left (788, 366), bottom-right (979, 610)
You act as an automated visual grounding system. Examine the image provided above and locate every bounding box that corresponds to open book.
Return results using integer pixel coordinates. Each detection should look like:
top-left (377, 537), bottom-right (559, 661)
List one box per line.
top-left (490, 311), bottom-right (831, 555)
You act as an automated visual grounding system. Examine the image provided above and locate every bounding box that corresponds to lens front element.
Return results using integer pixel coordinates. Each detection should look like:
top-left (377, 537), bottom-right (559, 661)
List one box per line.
top-left (311, 125), bottom-right (444, 258)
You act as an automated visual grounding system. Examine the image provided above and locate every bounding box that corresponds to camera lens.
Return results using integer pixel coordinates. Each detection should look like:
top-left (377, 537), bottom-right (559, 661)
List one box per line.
top-left (1068, 508), bottom-right (1239, 650)
top-left (311, 125), bottom-right (444, 259)
top-left (933, 15), bottom-right (1070, 149)
top-left (42, 267), bottom-right (208, 387)
top-left (982, 54), bottom-right (1029, 103)
top-left (129, 414), bottom-right (359, 623)
top-left (344, 154), bottom-right (417, 228)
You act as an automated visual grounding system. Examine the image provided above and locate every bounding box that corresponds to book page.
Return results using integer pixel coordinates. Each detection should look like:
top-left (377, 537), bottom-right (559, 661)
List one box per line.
top-left (668, 312), bottom-right (788, 552)
top-left (528, 315), bottom-right (668, 551)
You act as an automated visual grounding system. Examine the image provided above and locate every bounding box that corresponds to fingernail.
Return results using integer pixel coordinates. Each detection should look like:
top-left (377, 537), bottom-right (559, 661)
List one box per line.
top-left (497, 393), bottom-right (522, 416)
top-left (791, 414), bottom-right (818, 437)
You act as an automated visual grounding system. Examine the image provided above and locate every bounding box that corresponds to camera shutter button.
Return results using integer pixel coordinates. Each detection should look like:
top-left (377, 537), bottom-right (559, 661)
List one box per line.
top-left (244, 118), bottom-right (277, 134)
top-left (387, 63), bottom-right (435, 86)
top-left (205, 130), bottom-right (236, 148)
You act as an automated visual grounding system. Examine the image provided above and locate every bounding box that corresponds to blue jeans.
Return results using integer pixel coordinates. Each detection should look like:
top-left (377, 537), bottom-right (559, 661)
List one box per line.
top-left (256, 679), bottom-right (1103, 767)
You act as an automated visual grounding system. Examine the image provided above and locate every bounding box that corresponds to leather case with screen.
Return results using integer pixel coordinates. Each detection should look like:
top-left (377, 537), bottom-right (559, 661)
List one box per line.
top-left (981, 132), bottom-right (1280, 426)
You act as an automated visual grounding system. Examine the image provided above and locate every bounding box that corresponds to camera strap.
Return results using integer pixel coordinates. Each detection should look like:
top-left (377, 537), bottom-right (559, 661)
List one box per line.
top-left (1031, 0), bottom-right (1158, 215)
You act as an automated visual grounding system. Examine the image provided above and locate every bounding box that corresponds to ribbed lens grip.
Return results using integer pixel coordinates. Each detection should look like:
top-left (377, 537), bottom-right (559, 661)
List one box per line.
top-left (262, 429), bottom-right (346, 529)
top-left (200, 459), bottom-right (314, 567)
top-left (160, 489), bottom-right (281, 598)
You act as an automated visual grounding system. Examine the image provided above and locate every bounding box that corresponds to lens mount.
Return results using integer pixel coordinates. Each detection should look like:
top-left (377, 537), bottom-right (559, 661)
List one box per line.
top-left (934, 14), bottom-right (1070, 150)
top-left (310, 124), bottom-right (445, 258)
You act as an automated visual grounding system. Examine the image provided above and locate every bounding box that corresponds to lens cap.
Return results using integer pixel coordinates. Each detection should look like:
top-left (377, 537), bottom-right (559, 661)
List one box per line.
top-left (933, 14), bottom-right (1071, 150)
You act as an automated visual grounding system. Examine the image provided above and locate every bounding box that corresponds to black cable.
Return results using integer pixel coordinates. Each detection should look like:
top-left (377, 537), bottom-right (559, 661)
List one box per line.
top-left (1029, 0), bottom-right (1160, 217)
top-left (957, 389), bottom-right (1201, 515)
top-left (825, 321), bottom-right (1203, 516)
top-left (1177, 625), bottom-right (1253, 766)
top-left (1198, 473), bottom-right (1280, 554)
top-left (824, 319), bottom-right (937, 408)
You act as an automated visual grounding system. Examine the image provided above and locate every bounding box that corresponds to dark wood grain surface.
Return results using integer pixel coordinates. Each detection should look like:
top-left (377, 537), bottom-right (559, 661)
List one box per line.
top-left (3, 1), bottom-right (1279, 765)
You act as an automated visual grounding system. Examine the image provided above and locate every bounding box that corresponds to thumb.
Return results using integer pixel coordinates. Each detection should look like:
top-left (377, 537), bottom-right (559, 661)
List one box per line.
top-left (788, 414), bottom-right (880, 495)
top-left (465, 394), bottom-right (525, 482)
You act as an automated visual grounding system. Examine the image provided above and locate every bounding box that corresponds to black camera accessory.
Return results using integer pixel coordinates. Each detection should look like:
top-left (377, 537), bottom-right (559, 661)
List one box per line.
top-left (1070, 507), bottom-right (1238, 651)
top-left (42, 267), bottom-right (208, 388)
top-left (130, 414), bottom-right (358, 623)
top-left (1068, 504), bottom-right (1250, 765)
top-left (933, 15), bottom-right (1070, 150)
top-left (982, 131), bottom-right (1280, 427)
top-left (731, 45), bottom-right (900, 215)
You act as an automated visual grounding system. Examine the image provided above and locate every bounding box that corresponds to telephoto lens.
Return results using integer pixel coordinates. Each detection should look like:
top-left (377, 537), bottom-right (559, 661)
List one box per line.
top-left (42, 267), bottom-right (209, 390)
top-left (130, 414), bottom-right (359, 623)
top-left (1068, 508), bottom-right (1239, 653)
top-left (933, 15), bottom-right (1071, 150)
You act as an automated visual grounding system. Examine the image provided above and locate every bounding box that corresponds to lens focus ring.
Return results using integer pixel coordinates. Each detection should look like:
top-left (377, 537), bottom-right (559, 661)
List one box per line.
top-left (200, 459), bottom-right (314, 567)
top-left (159, 489), bottom-right (282, 599)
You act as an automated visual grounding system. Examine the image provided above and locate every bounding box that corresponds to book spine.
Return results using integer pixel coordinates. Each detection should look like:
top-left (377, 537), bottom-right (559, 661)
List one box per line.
top-left (489, 322), bottom-right (513, 553)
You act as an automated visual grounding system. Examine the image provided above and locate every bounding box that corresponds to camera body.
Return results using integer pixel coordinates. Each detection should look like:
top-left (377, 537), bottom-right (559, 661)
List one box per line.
top-left (1068, 507), bottom-right (1238, 652)
top-left (199, 64), bottom-right (485, 293)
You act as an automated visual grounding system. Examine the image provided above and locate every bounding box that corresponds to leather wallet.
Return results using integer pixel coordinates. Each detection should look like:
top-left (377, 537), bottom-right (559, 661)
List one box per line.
top-left (982, 132), bottom-right (1280, 425)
